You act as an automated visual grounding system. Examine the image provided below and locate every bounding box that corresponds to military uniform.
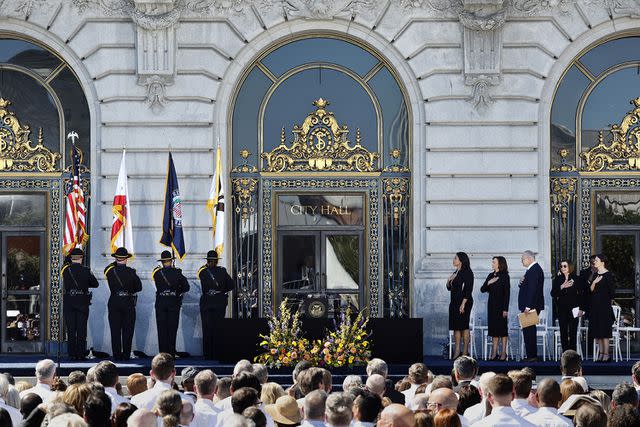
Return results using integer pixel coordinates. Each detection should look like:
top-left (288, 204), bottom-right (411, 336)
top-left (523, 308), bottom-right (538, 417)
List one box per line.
top-left (198, 250), bottom-right (234, 359)
top-left (61, 248), bottom-right (99, 360)
top-left (152, 250), bottom-right (190, 355)
top-left (104, 247), bottom-right (142, 360)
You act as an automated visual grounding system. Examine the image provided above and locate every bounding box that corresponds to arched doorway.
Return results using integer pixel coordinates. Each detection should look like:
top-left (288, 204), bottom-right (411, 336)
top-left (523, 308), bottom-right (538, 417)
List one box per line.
top-left (0, 34), bottom-right (91, 353)
top-left (229, 34), bottom-right (412, 319)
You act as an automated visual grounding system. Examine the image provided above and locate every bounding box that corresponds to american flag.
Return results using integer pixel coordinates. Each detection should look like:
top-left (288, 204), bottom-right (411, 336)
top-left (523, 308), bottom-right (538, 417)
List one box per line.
top-left (63, 143), bottom-right (88, 254)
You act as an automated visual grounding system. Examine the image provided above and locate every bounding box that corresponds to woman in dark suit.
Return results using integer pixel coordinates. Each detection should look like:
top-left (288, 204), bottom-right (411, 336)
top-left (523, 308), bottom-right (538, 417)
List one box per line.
top-left (447, 252), bottom-right (474, 359)
top-left (480, 256), bottom-right (510, 360)
top-left (551, 260), bottom-right (581, 353)
top-left (588, 254), bottom-right (616, 362)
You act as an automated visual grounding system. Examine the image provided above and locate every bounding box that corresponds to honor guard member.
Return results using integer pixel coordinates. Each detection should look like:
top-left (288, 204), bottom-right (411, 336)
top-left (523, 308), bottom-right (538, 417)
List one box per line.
top-left (198, 250), bottom-right (234, 359)
top-left (152, 250), bottom-right (190, 356)
top-left (104, 247), bottom-right (141, 360)
top-left (61, 248), bottom-right (99, 360)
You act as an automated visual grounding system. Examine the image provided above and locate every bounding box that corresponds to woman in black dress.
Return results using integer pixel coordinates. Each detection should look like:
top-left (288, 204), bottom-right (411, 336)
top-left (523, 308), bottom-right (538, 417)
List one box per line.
top-left (480, 256), bottom-right (510, 360)
top-left (447, 252), bottom-right (474, 359)
top-left (588, 254), bottom-right (616, 362)
top-left (551, 260), bottom-right (581, 353)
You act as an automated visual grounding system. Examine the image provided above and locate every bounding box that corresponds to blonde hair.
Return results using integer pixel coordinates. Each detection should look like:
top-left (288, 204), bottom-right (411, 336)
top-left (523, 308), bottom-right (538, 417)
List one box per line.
top-left (62, 383), bottom-right (92, 414)
top-left (153, 390), bottom-right (182, 427)
top-left (260, 382), bottom-right (285, 405)
top-left (48, 413), bottom-right (88, 427)
top-left (14, 381), bottom-right (32, 393)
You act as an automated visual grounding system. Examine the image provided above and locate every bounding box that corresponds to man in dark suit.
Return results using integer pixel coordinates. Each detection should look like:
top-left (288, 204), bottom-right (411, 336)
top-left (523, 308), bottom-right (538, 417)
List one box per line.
top-left (519, 250), bottom-right (545, 362)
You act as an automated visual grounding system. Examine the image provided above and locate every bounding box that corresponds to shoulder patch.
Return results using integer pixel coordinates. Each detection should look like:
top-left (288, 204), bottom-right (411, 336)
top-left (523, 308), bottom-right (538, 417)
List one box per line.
top-left (104, 264), bottom-right (115, 277)
top-left (197, 265), bottom-right (206, 276)
top-left (60, 264), bottom-right (69, 277)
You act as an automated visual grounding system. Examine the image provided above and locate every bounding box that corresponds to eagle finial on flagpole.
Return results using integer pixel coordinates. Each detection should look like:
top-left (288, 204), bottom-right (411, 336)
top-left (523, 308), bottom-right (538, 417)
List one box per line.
top-left (67, 131), bottom-right (79, 145)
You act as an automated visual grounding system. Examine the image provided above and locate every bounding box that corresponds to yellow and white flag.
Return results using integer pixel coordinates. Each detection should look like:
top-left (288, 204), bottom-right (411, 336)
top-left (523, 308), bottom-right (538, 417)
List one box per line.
top-left (207, 145), bottom-right (225, 256)
top-left (110, 150), bottom-right (134, 256)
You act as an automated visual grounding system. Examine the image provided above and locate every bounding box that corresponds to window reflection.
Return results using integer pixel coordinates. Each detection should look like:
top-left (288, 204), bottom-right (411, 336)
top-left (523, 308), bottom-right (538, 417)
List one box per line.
top-left (0, 38), bottom-right (60, 78)
top-left (0, 194), bottom-right (45, 226)
top-left (5, 295), bottom-right (40, 342)
top-left (6, 235), bottom-right (41, 291)
top-left (579, 37), bottom-right (640, 77)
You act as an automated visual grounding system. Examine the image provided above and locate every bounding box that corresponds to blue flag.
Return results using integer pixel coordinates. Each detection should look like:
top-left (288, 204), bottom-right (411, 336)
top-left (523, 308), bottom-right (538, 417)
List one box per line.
top-left (160, 152), bottom-right (186, 260)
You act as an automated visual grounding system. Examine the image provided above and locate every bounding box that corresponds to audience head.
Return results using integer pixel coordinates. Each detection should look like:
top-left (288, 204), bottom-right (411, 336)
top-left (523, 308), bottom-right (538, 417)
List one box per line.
top-left (366, 358), bottom-right (389, 378)
top-left (179, 400), bottom-right (194, 426)
top-left (535, 378), bottom-right (562, 408)
top-left (20, 392), bottom-right (42, 418)
top-left (35, 358), bottom-right (56, 384)
top-left (299, 367), bottom-right (325, 396)
top-left (353, 390), bottom-right (382, 423)
top-left (477, 372), bottom-right (496, 399)
top-left (111, 402), bottom-right (137, 427)
top-left (233, 359), bottom-right (254, 377)
top-left (265, 395), bottom-right (301, 426)
top-left (413, 394), bottom-right (430, 412)
top-left (508, 370), bottom-right (532, 399)
top-left (366, 373), bottom-right (386, 397)
top-left (292, 360), bottom-right (312, 384)
top-left (194, 370), bottom-right (218, 399)
top-left (150, 353), bottom-right (176, 382)
top-left (126, 374), bottom-right (147, 397)
top-left (180, 367), bottom-right (198, 392)
top-left (15, 380), bottom-right (32, 393)
top-left (62, 383), bottom-right (92, 414)
top-left (226, 413), bottom-right (253, 427)
top-left (126, 408), bottom-right (157, 427)
top-left (252, 363), bottom-right (268, 384)
top-left (94, 361), bottom-right (119, 388)
top-left (414, 411), bottom-right (434, 427)
top-left (153, 390), bottom-right (181, 427)
top-left (560, 379), bottom-right (584, 405)
top-left (428, 388), bottom-right (458, 414)
top-left (303, 389), bottom-right (327, 421)
top-left (433, 407), bottom-right (461, 427)
top-left (409, 363), bottom-right (429, 385)
top-left (574, 402), bottom-right (607, 427)
top-left (83, 390), bottom-right (111, 427)
top-left (68, 371), bottom-right (86, 385)
top-left (243, 406), bottom-right (267, 427)
top-left (52, 377), bottom-right (68, 392)
top-left (231, 387), bottom-right (260, 414)
top-left (260, 382), bottom-right (285, 405)
top-left (431, 375), bottom-right (453, 391)
top-left (379, 403), bottom-right (415, 427)
top-left (453, 356), bottom-right (476, 382)
top-left (589, 390), bottom-right (611, 415)
top-left (322, 368), bottom-right (333, 393)
top-left (216, 377), bottom-right (232, 401)
top-left (49, 413), bottom-right (87, 427)
top-left (457, 385), bottom-right (481, 414)
top-left (632, 360), bottom-right (640, 388)
top-left (486, 374), bottom-right (514, 407)
top-left (325, 392), bottom-right (353, 427)
top-left (611, 382), bottom-right (638, 409)
top-left (0, 375), bottom-right (10, 399)
top-left (231, 372), bottom-right (261, 395)
top-left (342, 375), bottom-right (363, 392)
top-left (561, 350), bottom-right (582, 377)
top-left (608, 404), bottom-right (640, 427)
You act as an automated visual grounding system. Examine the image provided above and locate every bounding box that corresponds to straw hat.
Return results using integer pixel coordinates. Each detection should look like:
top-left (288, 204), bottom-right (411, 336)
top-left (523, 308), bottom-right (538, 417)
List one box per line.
top-left (264, 395), bottom-right (302, 425)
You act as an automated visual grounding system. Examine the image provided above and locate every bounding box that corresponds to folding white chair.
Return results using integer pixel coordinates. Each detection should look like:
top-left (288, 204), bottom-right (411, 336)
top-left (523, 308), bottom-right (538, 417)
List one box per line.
top-left (448, 309), bottom-right (477, 359)
top-left (593, 305), bottom-right (622, 362)
top-left (484, 327), bottom-right (513, 360)
top-left (554, 316), bottom-right (584, 360)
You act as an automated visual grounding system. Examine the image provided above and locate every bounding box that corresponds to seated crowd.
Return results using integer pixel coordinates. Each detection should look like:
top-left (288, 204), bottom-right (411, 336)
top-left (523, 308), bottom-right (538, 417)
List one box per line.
top-left (0, 350), bottom-right (639, 427)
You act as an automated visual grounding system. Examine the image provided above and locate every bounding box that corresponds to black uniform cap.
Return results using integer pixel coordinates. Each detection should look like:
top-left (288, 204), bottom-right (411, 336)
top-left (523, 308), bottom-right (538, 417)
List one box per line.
top-left (69, 248), bottom-right (84, 257)
top-left (158, 250), bottom-right (175, 261)
top-left (205, 250), bottom-right (219, 260)
top-left (111, 247), bottom-right (133, 259)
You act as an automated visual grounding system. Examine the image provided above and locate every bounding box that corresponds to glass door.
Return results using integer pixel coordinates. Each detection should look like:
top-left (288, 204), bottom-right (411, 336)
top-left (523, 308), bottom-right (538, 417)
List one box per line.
top-left (1, 232), bottom-right (45, 353)
top-left (596, 231), bottom-right (639, 327)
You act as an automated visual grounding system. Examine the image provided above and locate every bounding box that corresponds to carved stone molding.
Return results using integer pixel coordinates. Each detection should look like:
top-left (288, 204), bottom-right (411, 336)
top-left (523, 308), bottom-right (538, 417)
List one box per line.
top-left (274, 0), bottom-right (377, 19)
top-left (460, 0), bottom-right (505, 110)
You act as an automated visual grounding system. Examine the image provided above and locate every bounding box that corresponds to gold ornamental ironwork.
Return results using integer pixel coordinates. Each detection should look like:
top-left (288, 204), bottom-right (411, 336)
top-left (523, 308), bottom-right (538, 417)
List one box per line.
top-left (262, 98), bottom-right (379, 173)
top-left (581, 97), bottom-right (640, 172)
top-left (0, 98), bottom-right (61, 173)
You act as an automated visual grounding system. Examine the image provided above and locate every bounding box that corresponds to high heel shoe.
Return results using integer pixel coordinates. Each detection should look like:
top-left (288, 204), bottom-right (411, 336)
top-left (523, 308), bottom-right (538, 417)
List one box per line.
top-left (490, 355), bottom-right (499, 361)
top-left (499, 354), bottom-right (508, 361)
top-left (602, 354), bottom-right (611, 363)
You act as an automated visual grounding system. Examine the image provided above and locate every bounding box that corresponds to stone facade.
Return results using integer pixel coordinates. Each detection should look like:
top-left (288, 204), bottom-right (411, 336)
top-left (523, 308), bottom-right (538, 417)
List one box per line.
top-left (1, 0), bottom-right (639, 355)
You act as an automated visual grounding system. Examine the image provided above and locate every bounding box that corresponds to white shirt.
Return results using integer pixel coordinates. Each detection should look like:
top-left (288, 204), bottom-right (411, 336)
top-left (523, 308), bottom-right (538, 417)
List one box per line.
top-left (192, 398), bottom-right (219, 427)
top-left (401, 383), bottom-right (421, 407)
top-left (353, 422), bottom-right (375, 427)
top-left (300, 421), bottom-right (326, 427)
top-left (214, 396), bottom-right (231, 412)
top-left (459, 414), bottom-right (471, 427)
top-left (511, 398), bottom-right (536, 417)
top-left (131, 381), bottom-right (180, 411)
top-left (464, 400), bottom-right (486, 424)
top-left (471, 406), bottom-right (536, 427)
top-left (0, 399), bottom-right (21, 427)
top-left (525, 407), bottom-right (573, 427)
top-left (215, 403), bottom-right (274, 427)
top-left (105, 387), bottom-right (129, 414)
top-left (19, 383), bottom-right (54, 402)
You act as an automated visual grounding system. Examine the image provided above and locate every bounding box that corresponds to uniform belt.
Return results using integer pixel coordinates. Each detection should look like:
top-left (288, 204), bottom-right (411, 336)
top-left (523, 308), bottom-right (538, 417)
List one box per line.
top-left (158, 290), bottom-right (177, 297)
top-left (114, 291), bottom-right (133, 297)
top-left (205, 290), bottom-right (224, 296)
top-left (65, 290), bottom-right (88, 296)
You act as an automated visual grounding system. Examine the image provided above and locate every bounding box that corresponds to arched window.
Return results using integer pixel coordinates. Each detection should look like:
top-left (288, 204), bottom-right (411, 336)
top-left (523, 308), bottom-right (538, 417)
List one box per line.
top-left (0, 35), bottom-right (91, 353)
top-left (230, 35), bottom-right (411, 318)
top-left (550, 34), bottom-right (640, 327)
